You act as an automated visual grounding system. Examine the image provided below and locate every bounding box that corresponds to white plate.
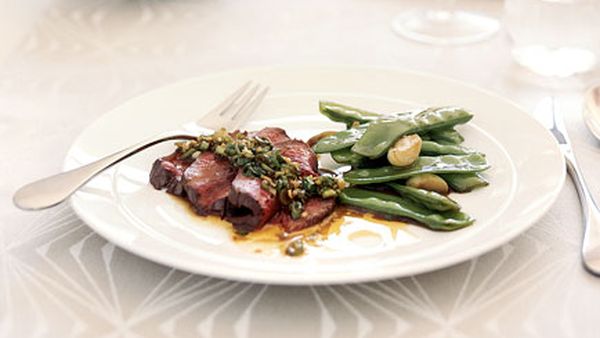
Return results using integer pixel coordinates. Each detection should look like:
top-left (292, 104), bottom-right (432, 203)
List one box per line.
top-left (67, 66), bottom-right (565, 285)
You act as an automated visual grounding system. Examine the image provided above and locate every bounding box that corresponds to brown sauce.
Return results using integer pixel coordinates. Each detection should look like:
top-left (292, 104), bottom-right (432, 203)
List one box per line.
top-left (171, 196), bottom-right (418, 257)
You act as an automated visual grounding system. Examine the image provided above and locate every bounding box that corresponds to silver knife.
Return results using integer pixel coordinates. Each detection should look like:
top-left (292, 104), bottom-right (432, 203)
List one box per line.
top-left (534, 97), bottom-right (600, 276)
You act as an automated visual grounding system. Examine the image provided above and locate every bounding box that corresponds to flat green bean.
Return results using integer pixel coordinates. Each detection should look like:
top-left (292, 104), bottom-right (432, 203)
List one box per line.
top-left (420, 140), bottom-right (473, 156)
top-left (387, 183), bottom-right (460, 211)
top-left (319, 101), bottom-right (380, 127)
top-left (331, 147), bottom-right (367, 167)
top-left (326, 139), bottom-right (474, 168)
top-left (428, 128), bottom-right (464, 145)
top-left (312, 126), bottom-right (367, 153)
top-left (352, 107), bottom-right (473, 158)
top-left (344, 154), bottom-right (489, 185)
top-left (441, 173), bottom-right (489, 192)
top-left (340, 188), bottom-right (474, 230)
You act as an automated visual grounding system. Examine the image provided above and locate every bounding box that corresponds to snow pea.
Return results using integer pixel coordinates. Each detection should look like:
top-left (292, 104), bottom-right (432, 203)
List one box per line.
top-left (339, 188), bottom-right (474, 230)
top-left (441, 173), bottom-right (489, 192)
top-left (352, 107), bottom-right (473, 158)
top-left (330, 147), bottom-right (367, 167)
top-left (328, 139), bottom-right (473, 168)
top-left (344, 154), bottom-right (489, 185)
top-left (312, 126), bottom-right (367, 153)
top-left (387, 183), bottom-right (460, 211)
top-left (420, 140), bottom-right (474, 156)
top-left (428, 128), bottom-right (464, 145)
top-left (319, 101), bottom-right (380, 127)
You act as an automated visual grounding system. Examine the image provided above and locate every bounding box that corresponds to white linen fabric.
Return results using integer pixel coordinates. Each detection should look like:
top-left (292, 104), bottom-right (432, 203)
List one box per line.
top-left (1, 1), bottom-right (599, 337)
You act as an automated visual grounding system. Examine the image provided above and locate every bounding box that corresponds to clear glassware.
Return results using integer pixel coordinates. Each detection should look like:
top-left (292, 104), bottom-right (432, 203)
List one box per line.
top-left (504, 0), bottom-right (600, 78)
top-left (391, 1), bottom-right (500, 45)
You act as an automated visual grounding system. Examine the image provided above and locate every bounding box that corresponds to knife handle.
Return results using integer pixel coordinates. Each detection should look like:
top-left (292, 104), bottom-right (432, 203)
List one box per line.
top-left (564, 149), bottom-right (600, 275)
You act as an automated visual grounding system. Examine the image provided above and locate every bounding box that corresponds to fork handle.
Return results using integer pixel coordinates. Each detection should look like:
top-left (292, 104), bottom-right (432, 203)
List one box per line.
top-left (13, 132), bottom-right (195, 211)
top-left (564, 150), bottom-right (600, 275)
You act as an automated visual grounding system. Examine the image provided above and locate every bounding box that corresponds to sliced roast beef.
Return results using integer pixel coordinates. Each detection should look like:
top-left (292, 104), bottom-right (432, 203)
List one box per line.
top-left (152, 126), bottom-right (336, 233)
top-left (225, 127), bottom-right (326, 231)
top-left (255, 128), bottom-right (317, 176)
top-left (182, 152), bottom-right (236, 215)
top-left (253, 127), bottom-right (290, 145)
top-left (274, 198), bottom-right (336, 233)
top-left (277, 140), bottom-right (318, 177)
top-left (150, 151), bottom-right (192, 196)
top-left (223, 127), bottom-right (290, 231)
top-left (224, 171), bottom-right (280, 233)
top-left (253, 128), bottom-right (318, 176)
top-left (225, 170), bottom-right (280, 232)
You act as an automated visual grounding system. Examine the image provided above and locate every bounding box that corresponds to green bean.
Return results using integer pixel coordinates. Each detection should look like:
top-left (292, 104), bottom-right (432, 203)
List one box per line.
top-left (312, 126), bottom-right (367, 153)
top-left (420, 140), bottom-right (473, 156)
top-left (441, 173), bottom-right (489, 192)
top-left (319, 101), bottom-right (420, 126)
top-left (428, 128), bottom-right (464, 145)
top-left (344, 154), bottom-right (489, 185)
top-left (340, 188), bottom-right (474, 230)
top-left (319, 101), bottom-right (380, 127)
top-left (330, 147), bottom-right (367, 167)
top-left (387, 183), bottom-right (459, 211)
top-left (420, 134), bottom-right (432, 141)
top-left (352, 107), bottom-right (473, 158)
top-left (325, 137), bottom-right (473, 168)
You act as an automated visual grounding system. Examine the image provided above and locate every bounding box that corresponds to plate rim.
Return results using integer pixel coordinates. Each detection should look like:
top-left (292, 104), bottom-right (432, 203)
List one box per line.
top-left (67, 64), bottom-right (566, 285)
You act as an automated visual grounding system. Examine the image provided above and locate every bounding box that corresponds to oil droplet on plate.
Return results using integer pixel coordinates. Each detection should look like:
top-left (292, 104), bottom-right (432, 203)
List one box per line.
top-left (316, 211), bottom-right (419, 254)
top-left (347, 230), bottom-right (383, 248)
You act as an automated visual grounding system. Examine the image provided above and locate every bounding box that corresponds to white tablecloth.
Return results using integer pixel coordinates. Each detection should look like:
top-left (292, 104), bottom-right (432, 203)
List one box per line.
top-left (2, 1), bottom-right (600, 337)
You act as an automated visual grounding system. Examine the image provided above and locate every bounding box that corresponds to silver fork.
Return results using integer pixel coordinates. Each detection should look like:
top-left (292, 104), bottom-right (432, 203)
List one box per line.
top-left (13, 82), bottom-right (269, 211)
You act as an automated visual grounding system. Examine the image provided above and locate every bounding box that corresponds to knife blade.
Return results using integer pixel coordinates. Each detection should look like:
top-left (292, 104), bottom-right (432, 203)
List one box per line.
top-left (534, 97), bottom-right (568, 145)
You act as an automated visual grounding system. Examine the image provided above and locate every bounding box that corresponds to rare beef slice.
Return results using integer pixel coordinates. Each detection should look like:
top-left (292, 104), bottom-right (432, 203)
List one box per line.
top-left (182, 152), bottom-right (236, 215)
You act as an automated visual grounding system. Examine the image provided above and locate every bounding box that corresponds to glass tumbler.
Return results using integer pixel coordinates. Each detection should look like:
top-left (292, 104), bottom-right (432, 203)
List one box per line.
top-left (392, 1), bottom-right (499, 45)
top-left (504, 0), bottom-right (600, 77)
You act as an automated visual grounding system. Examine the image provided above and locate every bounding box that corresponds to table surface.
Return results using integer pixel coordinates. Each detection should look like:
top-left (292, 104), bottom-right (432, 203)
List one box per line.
top-left (2, 1), bottom-right (600, 337)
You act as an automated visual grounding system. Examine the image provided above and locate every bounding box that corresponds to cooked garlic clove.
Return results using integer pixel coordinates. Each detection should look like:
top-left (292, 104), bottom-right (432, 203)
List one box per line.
top-left (406, 173), bottom-right (449, 195)
top-left (387, 134), bottom-right (422, 167)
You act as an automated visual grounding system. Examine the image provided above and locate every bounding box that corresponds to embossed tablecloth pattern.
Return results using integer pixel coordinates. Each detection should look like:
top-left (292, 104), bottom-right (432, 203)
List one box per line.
top-left (2, 1), bottom-right (600, 337)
